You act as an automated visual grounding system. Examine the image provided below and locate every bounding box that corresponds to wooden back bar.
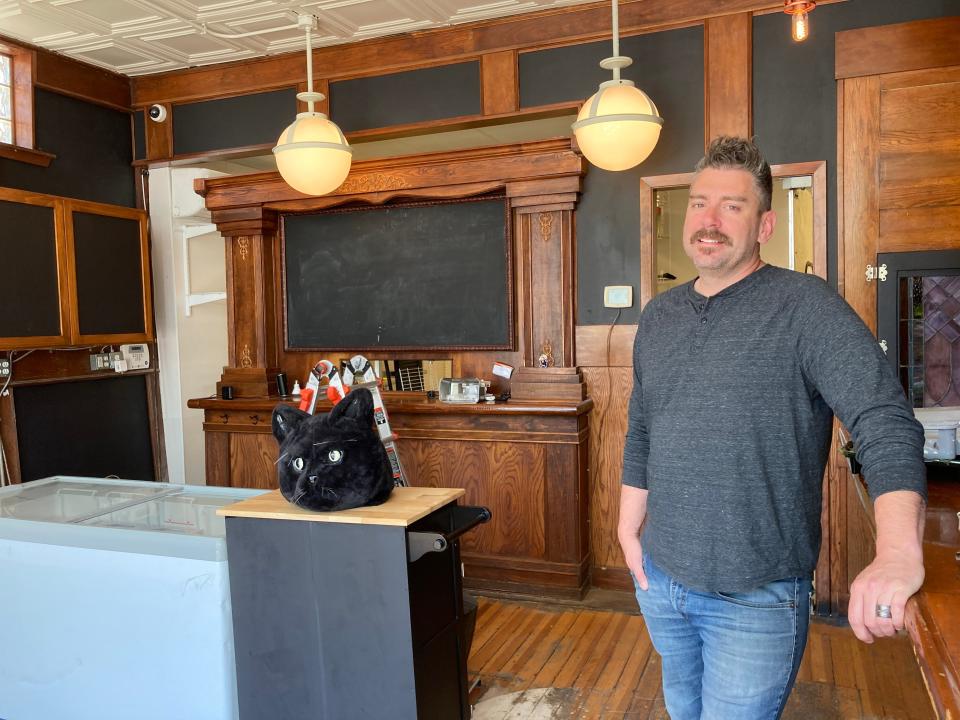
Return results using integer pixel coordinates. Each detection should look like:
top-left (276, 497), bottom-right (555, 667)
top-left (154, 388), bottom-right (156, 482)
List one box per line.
top-left (190, 393), bottom-right (594, 599)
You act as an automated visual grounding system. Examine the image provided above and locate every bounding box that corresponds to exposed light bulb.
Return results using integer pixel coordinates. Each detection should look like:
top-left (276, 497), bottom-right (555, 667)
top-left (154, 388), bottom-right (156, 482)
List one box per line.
top-left (791, 10), bottom-right (809, 42)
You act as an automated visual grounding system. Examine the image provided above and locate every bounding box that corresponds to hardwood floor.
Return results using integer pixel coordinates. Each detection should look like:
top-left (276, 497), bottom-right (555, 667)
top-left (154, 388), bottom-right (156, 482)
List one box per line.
top-left (467, 597), bottom-right (934, 719)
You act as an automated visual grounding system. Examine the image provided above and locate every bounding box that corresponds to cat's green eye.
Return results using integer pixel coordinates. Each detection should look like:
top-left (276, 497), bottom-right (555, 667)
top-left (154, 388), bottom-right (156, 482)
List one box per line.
top-left (292, 457), bottom-right (304, 471)
top-left (327, 449), bottom-right (343, 464)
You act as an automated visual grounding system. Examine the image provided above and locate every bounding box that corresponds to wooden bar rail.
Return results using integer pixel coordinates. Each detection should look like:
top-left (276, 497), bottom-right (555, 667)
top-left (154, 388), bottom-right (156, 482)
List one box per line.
top-left (851, 469), bottom-right (960, 718)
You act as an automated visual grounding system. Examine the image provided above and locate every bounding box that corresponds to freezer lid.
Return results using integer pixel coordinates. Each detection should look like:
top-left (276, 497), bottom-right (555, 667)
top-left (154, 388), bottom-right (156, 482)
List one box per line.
top-left (0, 478), bottom-right (266, 560)
top-left (0, 477), bottom-right (176, 523)
top-left (79, 489), bottom-right (262, 539)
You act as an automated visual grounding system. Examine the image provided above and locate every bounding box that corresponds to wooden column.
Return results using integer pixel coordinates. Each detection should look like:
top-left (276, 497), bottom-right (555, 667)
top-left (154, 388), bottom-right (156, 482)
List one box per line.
top-left (508, 177), bottom-right (584, 401)
top-left (207, 202), bottom-right (280, 396)
top-left (704, 12), bottom-right (752, 143)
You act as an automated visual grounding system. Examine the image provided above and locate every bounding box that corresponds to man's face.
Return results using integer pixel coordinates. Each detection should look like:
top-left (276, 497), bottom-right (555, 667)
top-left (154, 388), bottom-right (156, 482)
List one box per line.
top-left (681, 167), bottom-right (775, 277)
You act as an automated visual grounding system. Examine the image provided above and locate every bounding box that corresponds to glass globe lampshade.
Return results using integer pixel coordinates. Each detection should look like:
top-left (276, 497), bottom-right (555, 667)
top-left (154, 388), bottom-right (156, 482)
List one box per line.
top-left (274, 111), bottom-right (352, 196)
top-left (572, 80), bottom-right (663, 172)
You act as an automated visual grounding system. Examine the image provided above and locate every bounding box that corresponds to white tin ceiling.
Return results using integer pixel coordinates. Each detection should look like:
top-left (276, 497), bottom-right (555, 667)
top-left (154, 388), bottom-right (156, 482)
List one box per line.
top-left (0, 0), bottom-right (598, 76)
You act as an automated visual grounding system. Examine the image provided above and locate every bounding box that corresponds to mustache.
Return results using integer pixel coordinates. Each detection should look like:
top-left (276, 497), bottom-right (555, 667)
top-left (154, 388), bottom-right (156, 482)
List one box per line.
top-left (690, 229), bottom-right (730, 244)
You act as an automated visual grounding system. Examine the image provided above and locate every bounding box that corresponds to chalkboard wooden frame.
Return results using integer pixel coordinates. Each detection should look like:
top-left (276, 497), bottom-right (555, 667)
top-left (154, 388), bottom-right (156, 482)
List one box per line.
top-left (0, 188), bottom-right (152, 350)
top-left (0, 188), bottom-right (71, 350)
top-left (281, 195), bottom-right (514, 352)
top-left (67, 198), bottom-right (153, 345)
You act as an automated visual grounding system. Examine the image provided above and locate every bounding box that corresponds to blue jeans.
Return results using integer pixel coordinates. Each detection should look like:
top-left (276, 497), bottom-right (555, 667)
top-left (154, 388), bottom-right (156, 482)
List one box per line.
top-left (633, 553), bottom-right (811, 720)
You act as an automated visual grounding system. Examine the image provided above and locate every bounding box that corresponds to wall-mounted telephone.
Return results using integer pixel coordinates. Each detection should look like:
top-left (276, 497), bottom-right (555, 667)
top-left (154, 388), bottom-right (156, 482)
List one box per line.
top-left (119, 344), bottom-right (150, 371)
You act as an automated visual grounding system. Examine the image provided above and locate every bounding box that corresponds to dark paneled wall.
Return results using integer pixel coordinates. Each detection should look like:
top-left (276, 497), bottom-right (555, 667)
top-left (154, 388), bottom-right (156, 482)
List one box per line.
top-left (753, 0), bottom-right (955, 290)
top-left (0, 89), bottom-right (135, 207)
top-left (330, 62), bottom-right (481, 133)
top-left (557, 27), bottom-right (705, 325)
top-left (173, 88), bottom-right (297, 155)
top-left (15, 375), bottom-right (155, 482)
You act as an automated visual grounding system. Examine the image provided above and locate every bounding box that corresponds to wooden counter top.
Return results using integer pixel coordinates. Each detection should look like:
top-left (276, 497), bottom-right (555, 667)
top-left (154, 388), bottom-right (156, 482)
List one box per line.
top-left (218, 486), bottom-right (464, 526)
top-left (188, 394), bottom-right (593, 416)
top-left (907, 477), bottom-right (960, 720)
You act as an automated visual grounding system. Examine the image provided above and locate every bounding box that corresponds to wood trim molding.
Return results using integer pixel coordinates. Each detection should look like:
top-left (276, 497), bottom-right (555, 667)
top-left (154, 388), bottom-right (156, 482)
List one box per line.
top-left (836, 16), bottom-right (960, 80)
top-left (6, 43), bottom-right (35, 149)
top-left (196, 138), bottom-right (584, 211)
top-left (638, 171), bottom-right (695, 309)
top-left (0, 34), bottom-right (131, 111)
top-left (575, 324), bottom-right (637, 368)
top-left (0, 143), bottom-right (54, 166)
top-left (704, 12), bottom-right (752, 143)
top-left (481, 50), bottom-right (519, 116)
top-left (67, 199), bottom-right (153, 344)
top-left (838, 76), bottom-right (881, 333)
top-left (132, 0), bottom-right (789, 106)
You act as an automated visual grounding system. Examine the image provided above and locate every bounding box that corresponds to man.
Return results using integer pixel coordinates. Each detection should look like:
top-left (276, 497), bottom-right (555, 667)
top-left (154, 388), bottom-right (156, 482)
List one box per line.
top-left (619, 136), bottom-right (926, 720)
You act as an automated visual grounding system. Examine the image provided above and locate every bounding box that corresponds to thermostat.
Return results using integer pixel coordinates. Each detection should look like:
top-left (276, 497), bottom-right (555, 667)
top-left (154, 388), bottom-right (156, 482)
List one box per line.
top-left (603, 285), bottom-right (633, 308)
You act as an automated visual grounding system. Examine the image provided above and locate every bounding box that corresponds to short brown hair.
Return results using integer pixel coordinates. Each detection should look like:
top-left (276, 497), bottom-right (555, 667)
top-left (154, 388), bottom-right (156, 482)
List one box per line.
top-left (694, 136), bottom-right (772, 212)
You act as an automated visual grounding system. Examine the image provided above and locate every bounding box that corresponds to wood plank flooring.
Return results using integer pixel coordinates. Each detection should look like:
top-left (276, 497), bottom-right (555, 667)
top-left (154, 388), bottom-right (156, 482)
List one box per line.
top-left (467, 597), bottom-right (934, 720)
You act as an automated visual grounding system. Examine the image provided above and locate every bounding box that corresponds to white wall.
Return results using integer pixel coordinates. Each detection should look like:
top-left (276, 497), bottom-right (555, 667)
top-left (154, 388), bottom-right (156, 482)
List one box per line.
top-left (149, 166), bottom-right (228, 485)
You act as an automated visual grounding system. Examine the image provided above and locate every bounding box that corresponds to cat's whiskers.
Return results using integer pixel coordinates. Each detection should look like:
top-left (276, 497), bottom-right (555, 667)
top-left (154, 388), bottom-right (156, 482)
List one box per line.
top-left (274, 452), bottom-right (288, 466)
top-left (320, 487), bottom-right (339, 499)
top-left (312, 439), bottom-right (360, 446)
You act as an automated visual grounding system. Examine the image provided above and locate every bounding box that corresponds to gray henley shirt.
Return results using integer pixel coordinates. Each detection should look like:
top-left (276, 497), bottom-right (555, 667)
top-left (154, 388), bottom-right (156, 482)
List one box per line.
top-left (622, 264), bottom-right (926, 592)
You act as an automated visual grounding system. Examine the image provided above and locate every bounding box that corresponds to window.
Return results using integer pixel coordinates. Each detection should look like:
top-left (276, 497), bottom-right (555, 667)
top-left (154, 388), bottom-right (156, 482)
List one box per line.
top-left (0, 53), bottom-right (12, 145)
top-left (0, 42), bottom-right (53, 166)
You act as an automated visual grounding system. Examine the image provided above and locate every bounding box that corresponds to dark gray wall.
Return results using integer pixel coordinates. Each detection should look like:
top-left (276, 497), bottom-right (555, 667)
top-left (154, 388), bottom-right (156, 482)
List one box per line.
top-left (574, 0), bottom-right (956, 326)
top-left (331, 62), bottom-right (481, 133)
top-left (562, 27), bottom-right (705, 326)
top-left (0, 89), bottom-right (135, 207)
top-left (753, 0), bottom-right (957, 291)
top-left (173, 87), bottom-right (297, 155)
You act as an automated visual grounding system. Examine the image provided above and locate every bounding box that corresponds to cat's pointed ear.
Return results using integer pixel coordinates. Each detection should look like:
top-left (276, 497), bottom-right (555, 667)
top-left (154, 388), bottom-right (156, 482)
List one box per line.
top-left (272, 404), bottom-right (309, 442)
top-left (328, 387), bottom-right (374, 425)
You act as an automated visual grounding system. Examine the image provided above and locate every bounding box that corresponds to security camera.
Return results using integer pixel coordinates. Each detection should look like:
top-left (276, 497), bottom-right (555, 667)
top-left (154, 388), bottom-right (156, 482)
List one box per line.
top-left (147, 104), bottom-right (167, 123)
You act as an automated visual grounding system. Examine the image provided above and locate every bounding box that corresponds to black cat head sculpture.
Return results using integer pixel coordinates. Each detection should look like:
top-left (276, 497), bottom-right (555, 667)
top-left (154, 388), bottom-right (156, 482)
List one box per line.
top-left (272, 388), bottom-right (394, 512)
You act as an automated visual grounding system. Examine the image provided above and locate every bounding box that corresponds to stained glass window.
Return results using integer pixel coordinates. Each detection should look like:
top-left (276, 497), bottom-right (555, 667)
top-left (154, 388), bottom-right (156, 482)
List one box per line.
top-left (900, 274), bottom-right (960, 407)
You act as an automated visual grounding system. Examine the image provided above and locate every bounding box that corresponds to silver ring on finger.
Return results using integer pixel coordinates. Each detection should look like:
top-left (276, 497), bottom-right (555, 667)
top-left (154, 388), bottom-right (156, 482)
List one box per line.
top-left (875, 603), bottom-right (893, 619)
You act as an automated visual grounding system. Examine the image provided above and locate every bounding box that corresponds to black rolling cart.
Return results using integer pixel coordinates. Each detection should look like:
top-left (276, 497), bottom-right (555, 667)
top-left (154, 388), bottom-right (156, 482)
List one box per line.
top-left (218, 487), bottom-right (490, 720)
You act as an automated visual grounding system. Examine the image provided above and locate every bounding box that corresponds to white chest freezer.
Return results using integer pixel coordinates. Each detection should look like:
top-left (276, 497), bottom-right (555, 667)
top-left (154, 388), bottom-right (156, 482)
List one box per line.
top-left (0, 476), bottom-right (267, 720)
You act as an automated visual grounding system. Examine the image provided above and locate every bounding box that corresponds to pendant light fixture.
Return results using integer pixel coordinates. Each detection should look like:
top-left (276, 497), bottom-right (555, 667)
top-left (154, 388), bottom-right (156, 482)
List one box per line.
top-left (273, 14), bottom-right (352, 195)
top-left (784, 0), bottom-right (816, 42)
top-left (572, 0), bottom-right (663, 172)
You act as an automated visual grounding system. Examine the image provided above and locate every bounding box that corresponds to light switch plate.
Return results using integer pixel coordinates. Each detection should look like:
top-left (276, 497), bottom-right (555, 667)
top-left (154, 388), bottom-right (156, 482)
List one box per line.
top-left (603, 285), bottom-right (633, 308)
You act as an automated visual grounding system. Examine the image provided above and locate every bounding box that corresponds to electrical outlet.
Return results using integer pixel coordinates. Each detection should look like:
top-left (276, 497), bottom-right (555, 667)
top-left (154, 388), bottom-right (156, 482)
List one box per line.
top-left (0, 358), bottom-right (10, 378)
top-left (89, 353), bottom-right (119, 371)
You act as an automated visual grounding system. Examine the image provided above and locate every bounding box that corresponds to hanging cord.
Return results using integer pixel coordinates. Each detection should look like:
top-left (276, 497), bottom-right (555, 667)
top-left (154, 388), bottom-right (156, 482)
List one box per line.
top-left (593, 307), bottom-right (623, 489)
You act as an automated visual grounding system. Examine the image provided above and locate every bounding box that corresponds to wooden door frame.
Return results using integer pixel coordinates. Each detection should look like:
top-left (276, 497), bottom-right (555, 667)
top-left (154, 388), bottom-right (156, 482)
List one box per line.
top-left (639, 160), bottom-right (827, 308)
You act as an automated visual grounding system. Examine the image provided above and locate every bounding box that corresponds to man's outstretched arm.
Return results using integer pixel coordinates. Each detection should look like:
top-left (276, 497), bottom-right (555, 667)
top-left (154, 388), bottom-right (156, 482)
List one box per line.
top-left (848, 489), bottom-right (925, 643)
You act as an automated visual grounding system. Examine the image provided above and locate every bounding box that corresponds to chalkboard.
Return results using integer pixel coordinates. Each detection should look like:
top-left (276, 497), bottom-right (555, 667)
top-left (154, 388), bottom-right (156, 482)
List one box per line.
top-left (73, 212), bottom-right (145, 336)
top-left (15, 375), bottom-right (155, 482)
top-left (0, 199), bottom-right (60, 338)
top-left (283, 197), bottom-right (512, 350)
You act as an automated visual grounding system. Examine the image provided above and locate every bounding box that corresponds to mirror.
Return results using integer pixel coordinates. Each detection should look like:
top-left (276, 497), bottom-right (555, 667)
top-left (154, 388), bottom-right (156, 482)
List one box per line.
top-left (340, 358), bottom-right (453, 393)
top-left (640, 162), bottom-right (826, 308)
